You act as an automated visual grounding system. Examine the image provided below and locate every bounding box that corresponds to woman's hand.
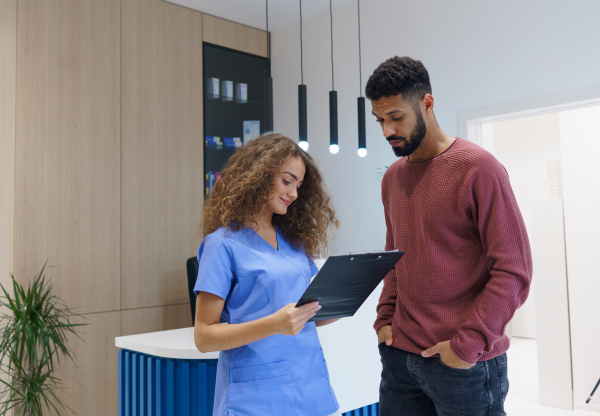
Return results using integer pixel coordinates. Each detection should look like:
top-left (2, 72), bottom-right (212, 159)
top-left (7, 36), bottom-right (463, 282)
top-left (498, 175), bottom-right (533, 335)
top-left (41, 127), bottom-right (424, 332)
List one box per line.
top-left (270, 302), bottom-right (321, 335)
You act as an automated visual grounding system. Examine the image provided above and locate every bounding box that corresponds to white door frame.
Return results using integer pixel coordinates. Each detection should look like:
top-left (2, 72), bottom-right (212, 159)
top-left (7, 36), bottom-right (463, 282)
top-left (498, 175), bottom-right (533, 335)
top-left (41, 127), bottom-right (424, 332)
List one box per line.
top-left (459, 85), bottom-right (600, 146)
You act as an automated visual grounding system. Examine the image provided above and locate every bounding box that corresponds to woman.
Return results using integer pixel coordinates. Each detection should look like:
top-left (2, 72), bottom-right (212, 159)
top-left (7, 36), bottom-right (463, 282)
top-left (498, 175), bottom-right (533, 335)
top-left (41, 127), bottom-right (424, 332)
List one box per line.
top-left (194, 134), bottom-right (341, 416)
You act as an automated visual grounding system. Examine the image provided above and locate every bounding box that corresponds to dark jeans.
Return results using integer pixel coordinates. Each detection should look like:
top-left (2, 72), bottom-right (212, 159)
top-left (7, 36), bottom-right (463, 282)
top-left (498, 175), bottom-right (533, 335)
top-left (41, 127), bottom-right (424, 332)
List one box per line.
top-left (378, 343), bottom-right (508, 416)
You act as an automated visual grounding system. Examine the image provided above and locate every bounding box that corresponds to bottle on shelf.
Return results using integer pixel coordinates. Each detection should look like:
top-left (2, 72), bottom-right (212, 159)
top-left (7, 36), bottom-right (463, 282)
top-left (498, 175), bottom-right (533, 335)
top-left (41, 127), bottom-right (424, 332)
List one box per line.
top-left (236, 83), bottom-right (247, 104)
top-left (220, 81), bottom-right (233, 102)
top-left (206, 78), bottom-right (219, 100)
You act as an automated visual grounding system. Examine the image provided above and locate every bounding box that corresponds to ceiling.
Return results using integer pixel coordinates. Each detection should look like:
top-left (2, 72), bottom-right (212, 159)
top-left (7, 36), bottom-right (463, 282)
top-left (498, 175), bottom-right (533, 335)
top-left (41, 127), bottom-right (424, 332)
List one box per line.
top-left (164, 0), bottom-right (355, 31)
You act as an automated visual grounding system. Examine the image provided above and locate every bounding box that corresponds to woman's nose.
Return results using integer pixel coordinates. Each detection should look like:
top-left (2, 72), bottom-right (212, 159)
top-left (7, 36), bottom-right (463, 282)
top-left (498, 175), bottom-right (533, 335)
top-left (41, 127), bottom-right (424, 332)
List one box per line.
top-left (289, 187), bottom-right (298, 201)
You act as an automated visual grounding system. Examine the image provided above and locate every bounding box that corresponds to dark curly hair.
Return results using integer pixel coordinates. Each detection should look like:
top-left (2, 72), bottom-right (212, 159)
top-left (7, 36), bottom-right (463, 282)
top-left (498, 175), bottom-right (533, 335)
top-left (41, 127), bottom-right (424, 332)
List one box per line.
top-left (200, 133), bottom-right (339, 258)
top-left (365, 56), bottom-right (432, 106)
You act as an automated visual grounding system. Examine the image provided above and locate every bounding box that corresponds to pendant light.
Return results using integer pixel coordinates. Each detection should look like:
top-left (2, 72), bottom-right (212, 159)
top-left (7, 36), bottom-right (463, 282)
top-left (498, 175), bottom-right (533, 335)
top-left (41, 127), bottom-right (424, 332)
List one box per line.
top-left (265, 0), bottom-right (274, 132)
top-left (357, 0), bottom-right (367, 157)
top-left (298, 0), bottom-right (308, 151)
top-left (329, 0), bottom-right (339, 154)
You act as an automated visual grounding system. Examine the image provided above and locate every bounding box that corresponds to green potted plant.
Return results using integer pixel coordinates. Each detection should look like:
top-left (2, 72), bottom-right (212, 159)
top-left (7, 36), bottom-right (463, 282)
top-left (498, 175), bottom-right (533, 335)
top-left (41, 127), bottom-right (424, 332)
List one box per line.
top-left (0, 262), bottom-right (86, 416)
top-left (377, 165), bottom-right (389, 181)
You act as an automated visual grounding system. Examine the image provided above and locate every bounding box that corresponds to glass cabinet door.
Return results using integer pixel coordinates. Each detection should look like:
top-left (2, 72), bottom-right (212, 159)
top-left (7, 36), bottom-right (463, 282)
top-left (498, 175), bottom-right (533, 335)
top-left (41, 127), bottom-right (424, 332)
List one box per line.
top-left (203, 43), bottom-right (270, 198)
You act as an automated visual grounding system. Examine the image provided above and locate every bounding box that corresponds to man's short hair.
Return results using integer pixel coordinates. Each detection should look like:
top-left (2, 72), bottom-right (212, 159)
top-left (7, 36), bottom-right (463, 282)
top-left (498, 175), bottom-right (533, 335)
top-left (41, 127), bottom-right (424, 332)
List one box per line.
top-left (365, 56), bottom-right (432, 106)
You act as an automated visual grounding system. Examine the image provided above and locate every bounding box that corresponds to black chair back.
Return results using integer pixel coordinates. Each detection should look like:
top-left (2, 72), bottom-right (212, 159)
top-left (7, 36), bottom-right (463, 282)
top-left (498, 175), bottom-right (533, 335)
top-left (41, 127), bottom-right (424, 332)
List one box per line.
top-left (186, 257), bottom-right (199, 325)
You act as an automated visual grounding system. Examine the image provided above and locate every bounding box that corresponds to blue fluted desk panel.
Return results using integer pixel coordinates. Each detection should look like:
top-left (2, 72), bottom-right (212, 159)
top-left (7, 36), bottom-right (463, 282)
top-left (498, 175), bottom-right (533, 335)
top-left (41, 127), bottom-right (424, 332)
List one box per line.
top-left (118, 348), bottom-right (378, 416)
top-left (118, 349), bottom-right (217, 416)
top-left (343, 403), bottom-right (379, 416)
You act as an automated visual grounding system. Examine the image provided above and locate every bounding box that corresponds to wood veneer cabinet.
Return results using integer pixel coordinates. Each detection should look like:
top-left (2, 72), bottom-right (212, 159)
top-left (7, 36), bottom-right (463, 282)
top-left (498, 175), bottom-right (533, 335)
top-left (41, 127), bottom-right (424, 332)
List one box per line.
top-left (49, 311), bottom-right (121, 416)
top-left (0, 0), bottom-right (17, 295)
top-left (15, 0), bottom-right (121, 314)
top-left (5, 1), bottom-right (268, 413)
top-left (121, 0), bottom-right (204, 311)
top-left (203, 13), bottom-right (269, 58)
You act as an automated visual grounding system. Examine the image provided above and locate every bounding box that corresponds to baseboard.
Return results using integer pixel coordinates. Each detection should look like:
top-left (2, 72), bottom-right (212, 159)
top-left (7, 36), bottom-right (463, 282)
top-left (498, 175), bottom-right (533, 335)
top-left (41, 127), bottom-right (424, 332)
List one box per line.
top-left (574, 402), bottom-right (600, 414)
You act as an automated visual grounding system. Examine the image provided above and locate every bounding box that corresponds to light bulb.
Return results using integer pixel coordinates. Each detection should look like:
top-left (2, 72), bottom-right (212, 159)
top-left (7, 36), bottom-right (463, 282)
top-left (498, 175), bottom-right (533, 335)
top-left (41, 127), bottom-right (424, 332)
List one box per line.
top-left (299, 141), bottom-right (309, 151)
top-left (329, 144), bottom-right (339, 154)
top-left (358, 148), bottom-right (367, 157)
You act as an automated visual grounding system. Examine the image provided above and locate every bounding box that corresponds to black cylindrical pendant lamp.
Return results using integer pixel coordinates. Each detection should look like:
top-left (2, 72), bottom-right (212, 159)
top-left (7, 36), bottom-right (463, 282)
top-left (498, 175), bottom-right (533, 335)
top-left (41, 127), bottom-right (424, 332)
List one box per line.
top-left (298, 84), bottom-right (308, 149)
top-left (329, 91), bottom-right (339, 154)
top-left (356, 0), bottom-right (367, 157)
top-left (328, 0), bottom-right (339, 154)
top-left (358, 96), bottom-right (366, 157)
top-left (297, 0), bottom-right (308, 151)
top-left (265, 76), bottom-right (274, 132)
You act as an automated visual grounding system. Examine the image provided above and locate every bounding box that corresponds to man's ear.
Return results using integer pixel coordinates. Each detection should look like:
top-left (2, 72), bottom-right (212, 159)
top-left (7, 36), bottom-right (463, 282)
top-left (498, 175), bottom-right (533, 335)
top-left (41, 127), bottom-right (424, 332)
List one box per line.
top-left (422, 94), bottom-right (434, 114)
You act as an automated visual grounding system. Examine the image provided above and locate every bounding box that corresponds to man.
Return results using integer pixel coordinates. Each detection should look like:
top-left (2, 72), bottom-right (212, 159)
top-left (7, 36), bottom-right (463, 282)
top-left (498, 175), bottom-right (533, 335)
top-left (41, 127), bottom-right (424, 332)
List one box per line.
top-left (366, 56), bottom-right (532, 416)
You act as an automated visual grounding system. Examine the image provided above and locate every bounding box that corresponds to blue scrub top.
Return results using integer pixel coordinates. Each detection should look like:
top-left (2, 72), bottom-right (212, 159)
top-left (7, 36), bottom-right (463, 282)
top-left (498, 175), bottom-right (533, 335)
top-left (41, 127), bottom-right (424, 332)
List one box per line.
top-left (194, 226), bottom-right (339, 416)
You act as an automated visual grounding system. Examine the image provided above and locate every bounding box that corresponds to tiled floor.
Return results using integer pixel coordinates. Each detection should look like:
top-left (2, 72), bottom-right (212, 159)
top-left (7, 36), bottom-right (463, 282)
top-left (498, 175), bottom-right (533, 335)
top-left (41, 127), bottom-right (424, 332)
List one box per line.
top-left (506, 337), bottom-right (598, 415)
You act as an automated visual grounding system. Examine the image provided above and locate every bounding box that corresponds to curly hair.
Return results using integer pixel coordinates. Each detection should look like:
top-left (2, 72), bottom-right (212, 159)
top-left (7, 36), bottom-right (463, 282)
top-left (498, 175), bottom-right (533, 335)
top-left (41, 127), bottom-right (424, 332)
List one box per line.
top-left (200, 133), bottom-right (339, 258)
top-left (365, 56), bottom-right (432, 106)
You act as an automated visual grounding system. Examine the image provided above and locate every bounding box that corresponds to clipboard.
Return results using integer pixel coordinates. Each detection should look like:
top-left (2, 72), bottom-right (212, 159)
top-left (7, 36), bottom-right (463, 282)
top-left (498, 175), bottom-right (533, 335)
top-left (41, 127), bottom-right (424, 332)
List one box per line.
top-left (296, 250), bottom-right (405, 321)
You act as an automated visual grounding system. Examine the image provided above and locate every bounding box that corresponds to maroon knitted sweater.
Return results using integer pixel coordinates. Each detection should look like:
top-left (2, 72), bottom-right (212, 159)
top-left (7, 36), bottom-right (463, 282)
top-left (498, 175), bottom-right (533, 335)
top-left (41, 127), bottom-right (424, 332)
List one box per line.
top-left (374, 138), bottom-right (532, 363)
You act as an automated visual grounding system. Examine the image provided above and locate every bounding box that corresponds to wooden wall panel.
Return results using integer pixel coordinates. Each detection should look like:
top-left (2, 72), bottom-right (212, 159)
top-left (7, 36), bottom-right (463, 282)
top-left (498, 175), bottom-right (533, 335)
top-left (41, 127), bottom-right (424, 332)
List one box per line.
top-left (15, 0), bottom-right (121, 313)
top-left (44, 311), bottom-right (121, 416)
top-left (121, 303), bottom-right (191, 336)
top-left (121, 0), bottom-right (204, 310)
top-left (203, 14), bottom-right (269, 58)
top-left (1, 4), bottom-right (17, 414)
top-left (0, 0), bottom-right (16, 291)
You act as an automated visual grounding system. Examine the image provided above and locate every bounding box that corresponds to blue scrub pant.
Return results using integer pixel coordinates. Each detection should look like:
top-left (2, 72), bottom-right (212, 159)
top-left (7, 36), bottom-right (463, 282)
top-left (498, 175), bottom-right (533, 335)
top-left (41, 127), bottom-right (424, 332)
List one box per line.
top-left (378, 344), bottom-right (508, 416)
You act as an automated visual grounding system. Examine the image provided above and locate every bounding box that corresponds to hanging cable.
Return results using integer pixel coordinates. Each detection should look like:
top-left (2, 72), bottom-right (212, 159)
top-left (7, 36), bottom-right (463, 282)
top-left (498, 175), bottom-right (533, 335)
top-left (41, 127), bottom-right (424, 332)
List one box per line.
top-left (300, 0), bottom-right (304, 84)
top-left (330, 0), bottom-right (334, 91)
top-left (266, 0), bottom-right (270, 76)
top-left (358, 0), bottom-right (362, 97)
top-left (265, 0), bottom-right (274, 131)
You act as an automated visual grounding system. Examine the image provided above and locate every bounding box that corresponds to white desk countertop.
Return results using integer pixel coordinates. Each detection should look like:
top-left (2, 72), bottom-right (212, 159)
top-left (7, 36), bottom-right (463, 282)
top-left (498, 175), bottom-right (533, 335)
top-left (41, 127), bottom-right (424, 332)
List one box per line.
top-left (115, 327), bottom-right (219, 360)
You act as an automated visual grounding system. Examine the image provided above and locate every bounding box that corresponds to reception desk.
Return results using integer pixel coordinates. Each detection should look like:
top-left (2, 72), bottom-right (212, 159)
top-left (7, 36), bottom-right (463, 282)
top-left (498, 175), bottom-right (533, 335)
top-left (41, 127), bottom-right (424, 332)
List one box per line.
top-left (116, 326), bottom-right (380, 415)
top-left (116, 281), bottom-right (385, 415)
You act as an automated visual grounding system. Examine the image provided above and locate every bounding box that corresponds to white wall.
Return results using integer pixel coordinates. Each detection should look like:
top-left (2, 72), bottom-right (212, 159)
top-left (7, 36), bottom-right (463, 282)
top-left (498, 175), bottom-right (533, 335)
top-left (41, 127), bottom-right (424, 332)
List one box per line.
top-left (271, 0), bottom-right (600, 257)
top-left (560, 105), bottom-right (600, 412)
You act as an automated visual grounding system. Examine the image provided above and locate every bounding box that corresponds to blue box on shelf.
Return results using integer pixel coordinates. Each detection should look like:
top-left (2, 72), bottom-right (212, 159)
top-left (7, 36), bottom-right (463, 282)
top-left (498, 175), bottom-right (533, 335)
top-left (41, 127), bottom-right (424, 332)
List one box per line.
top-left (206, 136), bottom-right (222, 149)
top-left (223, 137), bottom-right (242, 148)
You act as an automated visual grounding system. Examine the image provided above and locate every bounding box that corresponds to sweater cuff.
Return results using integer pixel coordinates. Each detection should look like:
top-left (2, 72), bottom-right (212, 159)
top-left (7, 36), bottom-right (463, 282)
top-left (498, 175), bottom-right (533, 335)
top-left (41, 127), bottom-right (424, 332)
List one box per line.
top-left (373, 318), bottom-right (393, 334)
top-left (449, 338), bottom-right (480, 364)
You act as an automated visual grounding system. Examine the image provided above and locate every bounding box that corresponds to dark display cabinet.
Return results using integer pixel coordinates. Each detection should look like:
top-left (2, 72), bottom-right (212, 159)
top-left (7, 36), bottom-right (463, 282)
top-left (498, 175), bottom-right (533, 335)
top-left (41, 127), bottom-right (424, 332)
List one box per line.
top-left (203, 43), bottom-right (270, 198)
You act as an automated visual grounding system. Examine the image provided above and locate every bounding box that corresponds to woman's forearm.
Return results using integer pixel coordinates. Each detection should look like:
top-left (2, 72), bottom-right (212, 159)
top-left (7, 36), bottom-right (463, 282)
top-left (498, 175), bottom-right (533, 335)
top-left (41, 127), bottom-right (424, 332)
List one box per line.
top-left (195, 315), bottom-right (277, 353)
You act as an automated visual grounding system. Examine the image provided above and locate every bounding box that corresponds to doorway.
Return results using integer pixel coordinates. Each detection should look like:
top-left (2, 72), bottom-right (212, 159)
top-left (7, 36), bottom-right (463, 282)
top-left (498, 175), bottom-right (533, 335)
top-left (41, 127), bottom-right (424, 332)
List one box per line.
top-left (463, 96), bottom-right (600, 412)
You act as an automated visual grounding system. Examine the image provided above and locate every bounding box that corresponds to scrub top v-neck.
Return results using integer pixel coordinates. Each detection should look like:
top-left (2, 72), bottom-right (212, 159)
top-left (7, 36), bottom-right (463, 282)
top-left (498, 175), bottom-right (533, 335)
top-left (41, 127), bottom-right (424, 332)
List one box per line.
top-left (194, 226), bottom-right (339, 416)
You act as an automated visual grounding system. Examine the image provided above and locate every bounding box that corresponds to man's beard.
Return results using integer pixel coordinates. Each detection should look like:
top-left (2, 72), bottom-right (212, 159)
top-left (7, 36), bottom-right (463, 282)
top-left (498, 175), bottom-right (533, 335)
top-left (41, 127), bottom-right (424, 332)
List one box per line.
top-left (387, 108), bottom-right (427, 158)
